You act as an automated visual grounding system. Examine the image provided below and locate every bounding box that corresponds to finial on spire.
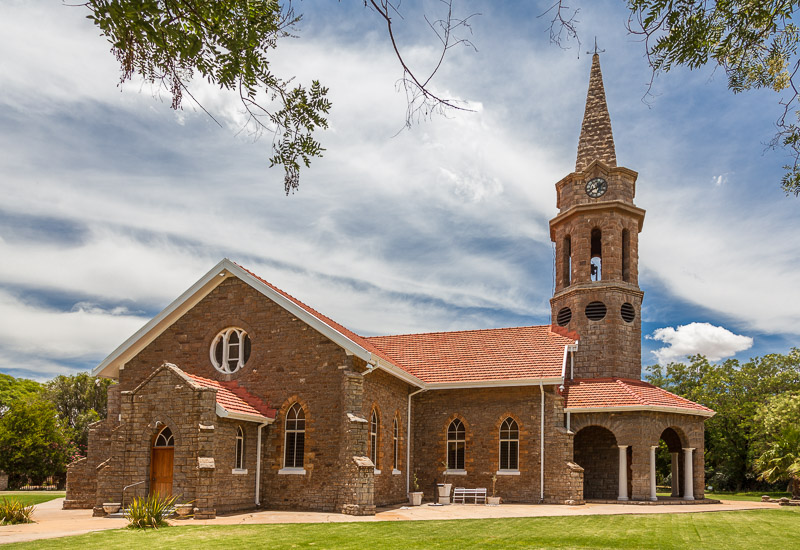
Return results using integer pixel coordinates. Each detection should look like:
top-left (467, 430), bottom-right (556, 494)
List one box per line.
top-left (575, 46), bottom-right (617, 172)
top-left (587, 37), bottom-right (605, 57)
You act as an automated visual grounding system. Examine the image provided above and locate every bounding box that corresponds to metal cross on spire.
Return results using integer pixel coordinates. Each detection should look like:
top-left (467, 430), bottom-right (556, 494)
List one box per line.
top-left (587, 37), bottom-right (605, 56)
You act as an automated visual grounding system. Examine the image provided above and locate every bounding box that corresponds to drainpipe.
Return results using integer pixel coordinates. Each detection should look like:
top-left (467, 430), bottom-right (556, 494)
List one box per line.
top-left (540, 381), bottom-right (545, 503)
top-left (255, 421), bottom-right (268, 506)
top-left (406, 387), bottom-right (427, 494)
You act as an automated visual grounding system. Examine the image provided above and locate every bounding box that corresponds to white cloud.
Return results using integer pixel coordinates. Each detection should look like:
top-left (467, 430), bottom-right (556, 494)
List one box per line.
top-left (648, 322), bottom-right (753, 364)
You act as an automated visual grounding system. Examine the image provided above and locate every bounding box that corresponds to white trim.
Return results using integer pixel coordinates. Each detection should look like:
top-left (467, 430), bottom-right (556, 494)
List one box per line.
top-left (426, 377), bottom-right (564, 390)
top-left (374, 469), bottom-right (382, 475)
top-left (392, 469), bottom-right (402, 476)
top-left (371, 356), bottom-right (424, 388)
top-left (231, 468), bottom-right (248, 475)
top-left (215, 403), bottom-right (273, 424)
top-left (278, 468), bottom-right (306, 475)
top-left (496, 470), bottom-right (520, 476)
top-left (445, 469), bottom-right (467, 475)
top-left (255, 421), bottom-right (267, 506)
top-left (565, 405), bottom-right (715, 417)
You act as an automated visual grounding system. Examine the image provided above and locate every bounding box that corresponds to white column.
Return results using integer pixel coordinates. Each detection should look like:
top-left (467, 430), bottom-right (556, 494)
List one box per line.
top-left (670, 452), bottom-right (680, 497)
top-left (649, 446), bottom-right (658, 501)
top-left (683, 448), bottom-right (695, 501)
top-left (618, 445), bottom-right (629, 501)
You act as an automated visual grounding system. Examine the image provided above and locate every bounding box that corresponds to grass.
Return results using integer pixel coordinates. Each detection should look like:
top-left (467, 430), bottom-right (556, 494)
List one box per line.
top-left (0, 492), bottom-right (65, 506)
top-left (706, 491), bottom-right (791, 502)
top-left (4, 509), bottom-right (800, 549)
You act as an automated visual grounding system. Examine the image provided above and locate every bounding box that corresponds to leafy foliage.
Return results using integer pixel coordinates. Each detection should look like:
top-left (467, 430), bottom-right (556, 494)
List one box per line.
top-left (0, 374), bottom-right (42, 415)
top-left (42, 373), bottom-right (115, 452)
top-left (646, 348), bottom-right (800, 491)
top-left (125, 493), bottom-right (178, 529)
top-left (0, 497), bottom-right (35, 525)
top-left (753, 392), bottom-right (800, 498)
top-left (85, 0), bottom-right (331, 193)
top-left (0, 397), bottom-right (73, 489)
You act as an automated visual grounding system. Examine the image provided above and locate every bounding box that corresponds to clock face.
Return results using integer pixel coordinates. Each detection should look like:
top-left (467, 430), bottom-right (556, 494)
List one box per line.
top-left (585, 177), bottom-right (608, 198)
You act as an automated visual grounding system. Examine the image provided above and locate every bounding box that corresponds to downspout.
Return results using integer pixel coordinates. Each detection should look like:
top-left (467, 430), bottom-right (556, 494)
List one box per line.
top-left (406, 387), bottom-right (427, 494)
top-left (570, 342), bottom-right (577, 379)
top-left (540, 380), bottom-right (545, 503)
top-left (255, 421), bottom-right (268, 506)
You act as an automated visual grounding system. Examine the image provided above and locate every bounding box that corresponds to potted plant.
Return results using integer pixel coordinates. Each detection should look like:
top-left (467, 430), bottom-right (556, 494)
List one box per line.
top-left (408, 472), bottom-right (423, 506)
top-left (487, 474), bottom-right (501, 506)
top-left (437, 461), bottom-right (453, 504)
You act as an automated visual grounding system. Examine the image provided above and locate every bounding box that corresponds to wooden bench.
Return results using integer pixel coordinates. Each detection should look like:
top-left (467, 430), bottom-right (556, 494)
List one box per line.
top-left (453, 487), bottom-right (487, 504)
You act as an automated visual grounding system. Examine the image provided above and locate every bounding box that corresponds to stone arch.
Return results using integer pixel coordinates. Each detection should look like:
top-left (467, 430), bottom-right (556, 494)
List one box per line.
top-left (573, 425), bottom-right (625, 500)
top-left (658, 426), bottom-right (688, 498)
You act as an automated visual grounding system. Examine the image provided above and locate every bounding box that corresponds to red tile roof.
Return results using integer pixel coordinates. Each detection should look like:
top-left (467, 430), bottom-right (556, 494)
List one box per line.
top-left (366, 326), bottom-right (577, 384)
top-left (237, 263), bottom-right (578, 385)
top-left (186, 373), bottom-right (276, 420)
top-left (563, 378), bottom-right (714, 415)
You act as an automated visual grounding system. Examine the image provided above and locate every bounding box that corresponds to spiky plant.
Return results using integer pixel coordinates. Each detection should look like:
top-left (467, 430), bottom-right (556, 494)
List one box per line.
top-left (0, 498), bottom-right (35, 525)
top-left (124, 493), bottom-right (177, 529)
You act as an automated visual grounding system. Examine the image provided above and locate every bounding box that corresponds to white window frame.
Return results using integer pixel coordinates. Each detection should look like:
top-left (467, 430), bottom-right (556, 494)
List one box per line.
top-left (392, 417), bottom-right (399, 472)
top-left (370, 409), bottom-right (380, 473)
top-left (282, 403), bottom-right (306, 473)
top-left (447, 418), bottom-right (465, 471)
top-left (499, 417), bottom-right (519, 472)
top-left (233, 425), bottom-right (245, 472)
top-left (210, 327), bottom-right (250, 374)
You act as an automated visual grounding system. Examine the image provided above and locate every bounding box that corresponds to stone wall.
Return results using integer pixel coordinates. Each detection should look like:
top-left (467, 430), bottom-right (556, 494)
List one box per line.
top-left (570, 411), bottom-right (706, 500)
top-left (411, 385), bottom-right (581, 504)
top-left (362, 368), bottom-right (411, 506)
top-left (212, 419), bottom-right (259, 514)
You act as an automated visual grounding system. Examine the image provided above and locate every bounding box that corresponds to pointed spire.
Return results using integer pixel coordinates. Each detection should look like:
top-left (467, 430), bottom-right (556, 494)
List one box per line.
top-left (576, 53), bottom-right (617, 172)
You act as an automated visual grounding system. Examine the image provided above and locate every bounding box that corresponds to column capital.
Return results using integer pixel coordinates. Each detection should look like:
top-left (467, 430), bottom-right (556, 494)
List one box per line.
top-left (650, 445), bottom-right (659, 450)
top-left (682, 447), bottom-right (695, 452)
top-left (618, 444), bottom-right (629, 449)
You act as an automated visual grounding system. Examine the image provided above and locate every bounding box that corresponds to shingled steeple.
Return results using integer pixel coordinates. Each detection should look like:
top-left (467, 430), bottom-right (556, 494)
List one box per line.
top-left (575, 53), bottom-right (616, 172)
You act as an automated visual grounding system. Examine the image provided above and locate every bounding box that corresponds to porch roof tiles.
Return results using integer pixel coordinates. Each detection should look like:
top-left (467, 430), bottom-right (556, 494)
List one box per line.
top-left (186, 373), bottom-right (276, 420)
top-left (563, 378), bottom-right (714, 416)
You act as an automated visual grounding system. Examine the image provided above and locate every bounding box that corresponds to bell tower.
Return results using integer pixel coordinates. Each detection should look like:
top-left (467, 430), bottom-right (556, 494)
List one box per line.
top-left (550, 53), bottom-right (645, 380)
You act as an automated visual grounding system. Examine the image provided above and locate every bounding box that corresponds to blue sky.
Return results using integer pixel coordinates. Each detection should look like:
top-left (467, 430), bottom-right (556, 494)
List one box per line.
top-left (1, 0), bottom-right (798, 381)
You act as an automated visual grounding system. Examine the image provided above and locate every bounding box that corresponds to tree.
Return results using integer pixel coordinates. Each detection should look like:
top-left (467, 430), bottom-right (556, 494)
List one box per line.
top-left (0, 397), bottom-right (73, 488)
top-left (0, 374), bottom-right (42, 415)
top-left (646, 348), bottom-right (800, 491)
top-left (547, 1), bottom-right (800, 196)
top-left (42, 373), bottom-right (115, 452)
top-left (83, 0), bottom-right (475, 194)
top-left (754, 392), bottom-right (800, 498)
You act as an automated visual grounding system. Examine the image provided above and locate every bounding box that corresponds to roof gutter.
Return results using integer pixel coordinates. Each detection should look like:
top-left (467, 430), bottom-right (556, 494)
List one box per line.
top-left (565, 405), bottom-right (715, 417)
top-left (215, 403), bottom-right (275, 424)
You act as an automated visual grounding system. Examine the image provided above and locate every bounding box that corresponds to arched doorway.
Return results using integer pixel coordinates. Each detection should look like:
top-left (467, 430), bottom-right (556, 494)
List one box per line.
top-left (150, 426), bottom-right (174, 496)
top-left (657, 427), bottom-right (685, 498)
top-left (574, 425), bottom-right (628, 499)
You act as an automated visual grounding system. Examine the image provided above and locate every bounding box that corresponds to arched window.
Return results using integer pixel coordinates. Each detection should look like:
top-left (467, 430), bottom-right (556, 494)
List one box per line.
top-left (499, 418), bottom-right (519, 471)
top-left (622, 228), bottom-right (631, 283)
top-left (562, 235), bottom-right (572, 287)
top-left (154, 426), bottom-right (174, 447)
top-left (210, 327), bottom-right (252, 374)
top-left (235, 426), bottom-right (245, 470)
top-left (370, 409), bottom-right (379, 468)
top-left (284, 403), bottom-right (305, 469)
top-left (447, 419), bottom-right (465, 471)
top-left (392, 418), bottom-right (399, 471)
top-left (591, 228), bottom-right (602, 281)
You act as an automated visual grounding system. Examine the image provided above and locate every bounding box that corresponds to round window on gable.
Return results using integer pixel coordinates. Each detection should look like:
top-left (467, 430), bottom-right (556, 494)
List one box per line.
top-left (585, 301), bottom-right (607, 321)
top-left (621, 302), bottom-right (636, 323)
top-left (557, 307), bottom-right (572, 326)
top-left (210, 328), bottom-right (252, 374)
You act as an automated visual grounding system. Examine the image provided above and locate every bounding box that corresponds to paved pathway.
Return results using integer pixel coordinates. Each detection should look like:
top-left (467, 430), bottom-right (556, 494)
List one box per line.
top-left (0, 498), bottom-right (778, 545)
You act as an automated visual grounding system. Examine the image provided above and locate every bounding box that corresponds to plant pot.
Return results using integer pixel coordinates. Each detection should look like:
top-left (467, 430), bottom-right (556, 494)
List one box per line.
top-left (487, 496), bottom-right (501, 506)
top-left (408, 492), bottom-right (423, 506)
top-left (102, 503), bottom-right (121, 514)
top-left (437, 483), bottom-right (452, 504)
top-left (175, 504), bottom-right (193, 517)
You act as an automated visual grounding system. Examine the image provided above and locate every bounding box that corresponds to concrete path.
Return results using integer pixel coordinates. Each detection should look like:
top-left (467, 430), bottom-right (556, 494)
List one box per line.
top-left (0, 498), bottom-right (779, 545)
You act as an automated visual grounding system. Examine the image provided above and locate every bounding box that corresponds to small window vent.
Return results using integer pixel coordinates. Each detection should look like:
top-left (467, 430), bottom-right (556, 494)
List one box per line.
top-left (585, 301), bottom-right (607, 321)
top-left (557, 307), bottom-right (572, 326)
top-left (621, 303), bottom-right (636, 323)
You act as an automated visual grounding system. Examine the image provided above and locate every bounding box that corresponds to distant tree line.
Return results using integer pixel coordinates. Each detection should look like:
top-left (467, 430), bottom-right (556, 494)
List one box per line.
top-left (647, 349), bottom-right (800, 497)
top-left (0, 373), bottom-right (114, 489)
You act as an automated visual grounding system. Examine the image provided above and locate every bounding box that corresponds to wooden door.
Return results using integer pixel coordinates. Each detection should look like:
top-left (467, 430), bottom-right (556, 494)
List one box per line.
top-left (150, 447), bottom-right (174, 497)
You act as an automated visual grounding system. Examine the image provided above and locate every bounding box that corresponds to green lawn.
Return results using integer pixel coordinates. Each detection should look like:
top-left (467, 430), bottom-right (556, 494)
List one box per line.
top-left (706, 491), bottom-right (791, 502)
top-left (0, 491), bottom-right (65, 506)
top-left (5, 509), bottom-right (800, 549)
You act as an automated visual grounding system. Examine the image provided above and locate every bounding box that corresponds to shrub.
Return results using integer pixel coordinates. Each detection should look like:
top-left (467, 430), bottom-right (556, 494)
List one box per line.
top-left (124, 493), bottom-right (177, 529)
top-left (0, 497), bottom-right (35, 525)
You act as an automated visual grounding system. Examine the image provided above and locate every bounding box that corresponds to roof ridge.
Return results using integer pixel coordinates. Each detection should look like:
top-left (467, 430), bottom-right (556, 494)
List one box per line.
top-left (615, 377), bottom-right (649, 406)
top-left (366, 324), bottom-right (559, 340)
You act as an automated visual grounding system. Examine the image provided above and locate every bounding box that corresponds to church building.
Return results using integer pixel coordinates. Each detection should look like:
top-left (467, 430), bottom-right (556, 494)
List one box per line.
top-left (65, 54), bottom-right (714, 518)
